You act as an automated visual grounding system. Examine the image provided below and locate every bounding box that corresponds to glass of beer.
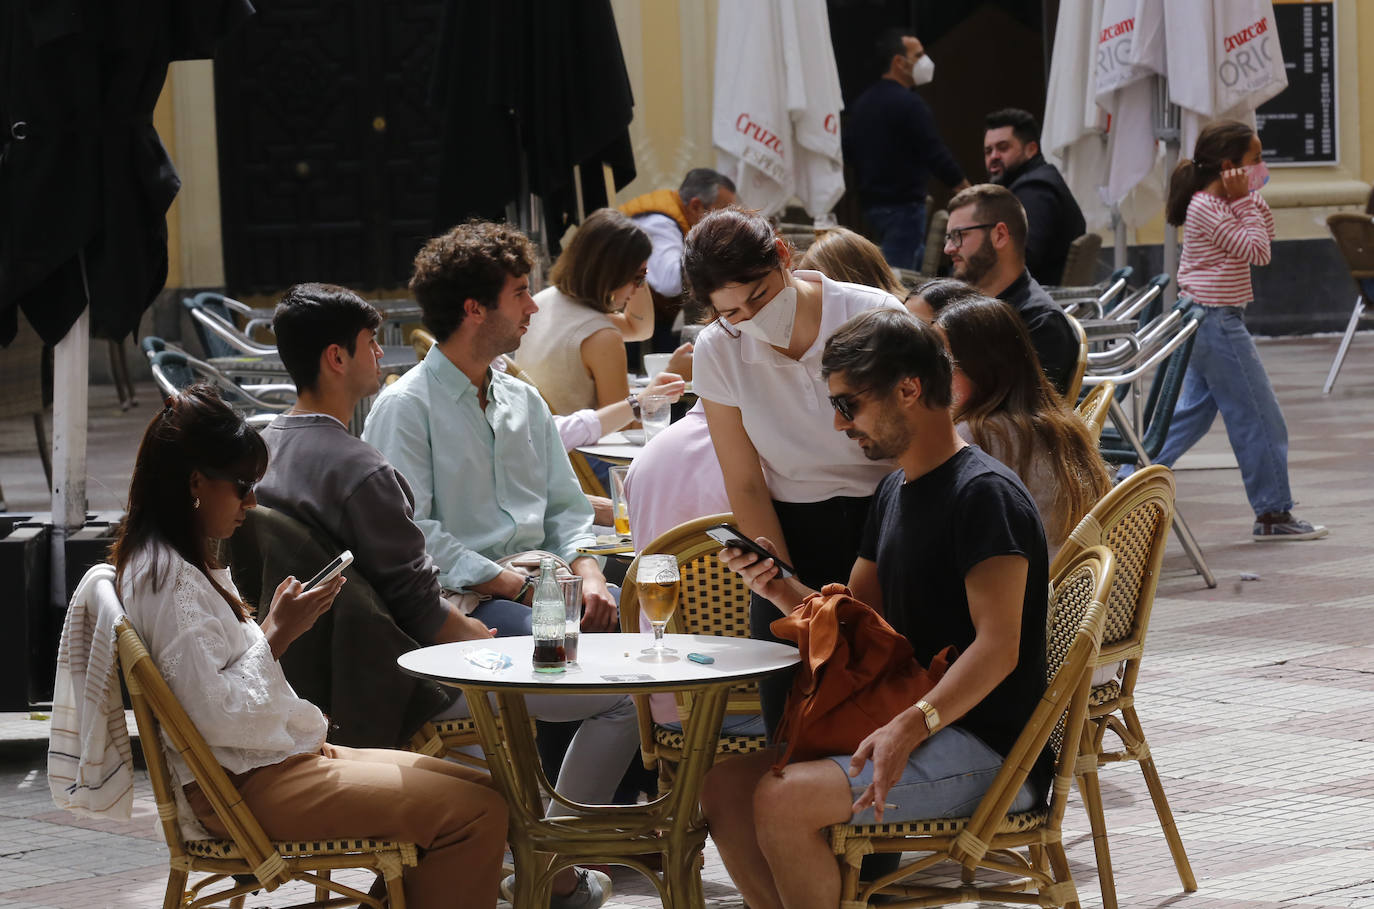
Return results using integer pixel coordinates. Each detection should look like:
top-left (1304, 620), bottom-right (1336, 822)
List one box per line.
top-left (609, 465), bottom-right (631, 537)
top-left (637, 554), bottom-right (680, 659)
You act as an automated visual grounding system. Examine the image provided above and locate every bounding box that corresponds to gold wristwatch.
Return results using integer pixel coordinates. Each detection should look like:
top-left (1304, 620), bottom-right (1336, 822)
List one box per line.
top-left (915, 699), bottom-right (941, 735)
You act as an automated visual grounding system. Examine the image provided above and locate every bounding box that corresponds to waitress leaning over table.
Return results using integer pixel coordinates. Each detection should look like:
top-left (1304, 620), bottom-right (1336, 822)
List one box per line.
top-left (683, 208), bottom-right (904, 735)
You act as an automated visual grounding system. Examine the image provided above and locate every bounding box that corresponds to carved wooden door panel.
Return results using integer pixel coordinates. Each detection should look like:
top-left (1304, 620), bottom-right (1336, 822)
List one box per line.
top-left (215, 0), bottom-right (443, 294)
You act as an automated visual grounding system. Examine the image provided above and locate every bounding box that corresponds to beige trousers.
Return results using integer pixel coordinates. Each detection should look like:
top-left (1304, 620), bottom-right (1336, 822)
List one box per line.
top-left (187, 744), bottom-right (508, 909)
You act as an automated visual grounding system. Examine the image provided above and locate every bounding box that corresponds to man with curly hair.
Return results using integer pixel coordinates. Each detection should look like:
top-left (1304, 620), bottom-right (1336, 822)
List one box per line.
top-left (364, 221), bottom-right (619, 632)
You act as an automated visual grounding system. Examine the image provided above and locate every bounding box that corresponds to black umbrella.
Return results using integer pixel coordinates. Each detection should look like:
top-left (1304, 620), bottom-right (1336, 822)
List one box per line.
top-left (0, 0), bottom-right (254, 347)
top-left (429, 0), bottom-right (636, 248)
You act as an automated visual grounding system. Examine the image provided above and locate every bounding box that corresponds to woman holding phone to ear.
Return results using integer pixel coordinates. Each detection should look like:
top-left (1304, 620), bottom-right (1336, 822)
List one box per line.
top-left (683, 208), bottom-right (904, 734)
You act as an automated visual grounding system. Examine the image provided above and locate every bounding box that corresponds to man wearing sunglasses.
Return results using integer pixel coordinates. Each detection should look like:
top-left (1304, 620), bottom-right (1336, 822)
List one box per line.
top-left (705, 308), bottom-right (1050, 909)
top-left (943, 183), bottom-right (1078, 396)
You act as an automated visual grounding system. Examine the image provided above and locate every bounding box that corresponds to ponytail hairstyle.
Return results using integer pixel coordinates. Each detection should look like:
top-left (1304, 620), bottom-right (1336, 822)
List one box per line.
top-left (1165, 119), bottom-right (1256, 226)
top-left (110, 385), bottom-right (268, 621)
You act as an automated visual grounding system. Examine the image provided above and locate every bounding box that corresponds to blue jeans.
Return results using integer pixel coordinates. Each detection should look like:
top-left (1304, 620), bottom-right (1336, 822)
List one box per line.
top-left (863, 201), bottom-right (926, 271)
top-left (828, 726), bottom-right (1041, 824)
top-left (471, 583), bottom-right (622, 637)
top-left (1154, 305), bottom-right (1293, 516)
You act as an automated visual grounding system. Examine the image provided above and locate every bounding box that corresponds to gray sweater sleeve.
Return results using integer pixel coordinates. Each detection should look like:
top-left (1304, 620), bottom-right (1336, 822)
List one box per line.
top-left (337, 464), bottom-right (448, 645)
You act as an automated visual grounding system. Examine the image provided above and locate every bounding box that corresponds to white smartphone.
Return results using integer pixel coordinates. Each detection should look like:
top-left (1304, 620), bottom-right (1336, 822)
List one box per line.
top-left (302, 550), bottom-right (353, 590)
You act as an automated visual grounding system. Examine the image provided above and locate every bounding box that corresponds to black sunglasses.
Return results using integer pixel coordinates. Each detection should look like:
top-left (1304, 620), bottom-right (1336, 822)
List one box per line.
top-left (828, 387), bottom-right (873, 421)
top-left (202, 467), bottom-right (257, 500)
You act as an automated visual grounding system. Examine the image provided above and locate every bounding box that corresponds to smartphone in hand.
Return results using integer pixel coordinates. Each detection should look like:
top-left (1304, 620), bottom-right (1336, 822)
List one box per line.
top-left (302, 550), bottom-right (353, 591)
top-left (704, 524), bottom-right (796, 578)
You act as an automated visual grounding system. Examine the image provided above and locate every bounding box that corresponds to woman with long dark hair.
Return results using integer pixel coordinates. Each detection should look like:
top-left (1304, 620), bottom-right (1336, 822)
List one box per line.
top-left (936, 296), bottom-right (1112, 557)
top-left (683, 207), bottom-right (904, 733)
top-left (111, 386), bottom-right (508, 909)
top-left (1154, 119), bottom-right (1324, 540)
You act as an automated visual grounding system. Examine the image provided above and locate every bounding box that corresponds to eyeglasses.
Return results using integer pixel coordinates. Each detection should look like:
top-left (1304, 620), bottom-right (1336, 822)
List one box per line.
top-left (828, 387), bottom-right (873, 421)
top-left (943, 222), bottom-right (997, 249)
top-left (632, 271), bottom-right (648, 289)
top-left (202, 467), bottom-right (257, 500)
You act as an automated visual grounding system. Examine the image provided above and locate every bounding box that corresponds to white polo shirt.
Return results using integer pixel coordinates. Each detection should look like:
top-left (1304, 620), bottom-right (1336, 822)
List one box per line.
top-left (692, 270), bottom-right (903, 504)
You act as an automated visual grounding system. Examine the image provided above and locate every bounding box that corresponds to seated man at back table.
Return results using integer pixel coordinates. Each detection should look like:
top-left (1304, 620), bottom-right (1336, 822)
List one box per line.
top-left (943, 183), bottom-right (1078, 397)
top-left (702, 308), bottom-right (1051, 909)
top-left (258, 280), bottom-right (633, 909)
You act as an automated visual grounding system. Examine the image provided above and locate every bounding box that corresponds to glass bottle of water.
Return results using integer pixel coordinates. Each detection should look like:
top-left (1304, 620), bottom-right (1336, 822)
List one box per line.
top-left (531, 558), bottom-right (566, 673)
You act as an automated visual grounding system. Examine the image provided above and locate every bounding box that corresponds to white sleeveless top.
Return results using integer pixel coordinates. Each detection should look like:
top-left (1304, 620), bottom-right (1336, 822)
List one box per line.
top-left (519, 286), bottom-right (620, 415)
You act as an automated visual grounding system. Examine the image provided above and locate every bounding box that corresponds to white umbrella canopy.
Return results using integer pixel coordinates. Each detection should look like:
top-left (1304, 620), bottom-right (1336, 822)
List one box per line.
top-left (712, 0), bottom-right (844, 221)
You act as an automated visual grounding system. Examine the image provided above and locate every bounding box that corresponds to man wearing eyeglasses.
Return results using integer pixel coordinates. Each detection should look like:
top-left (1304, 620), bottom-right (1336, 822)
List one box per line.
top-left (942, 183), bottom-right (1078, 396)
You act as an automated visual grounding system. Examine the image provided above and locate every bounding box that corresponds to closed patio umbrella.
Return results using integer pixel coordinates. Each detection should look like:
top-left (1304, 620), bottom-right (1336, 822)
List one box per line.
top-left (0, 0), bottom-right (253, 609)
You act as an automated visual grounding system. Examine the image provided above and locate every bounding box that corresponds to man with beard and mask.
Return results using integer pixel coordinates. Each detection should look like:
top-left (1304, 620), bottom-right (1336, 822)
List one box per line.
top-left (701, 308), bottom-right (1051, 909)
top-left (983, 109), bottom-right (1086, 285)
top-left (844, 28), bottom-right (969, 271)
top-left (943, 184), bottom-right (1078, 396)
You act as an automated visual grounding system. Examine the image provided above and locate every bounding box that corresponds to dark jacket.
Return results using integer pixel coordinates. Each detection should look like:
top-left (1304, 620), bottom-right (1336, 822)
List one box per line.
top-left (843, 79), bottom-right (964, 208)
top-left (997, 269), bottom-right (1078, 397)
top-left (228, 505), bottom-right (456, 749)
top-left (999, 154), bottom-right (1086, 286)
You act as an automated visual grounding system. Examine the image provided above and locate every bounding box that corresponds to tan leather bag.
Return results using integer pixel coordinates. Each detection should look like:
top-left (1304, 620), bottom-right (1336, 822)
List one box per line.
top-left (769, 583), bottom-right (956, 773)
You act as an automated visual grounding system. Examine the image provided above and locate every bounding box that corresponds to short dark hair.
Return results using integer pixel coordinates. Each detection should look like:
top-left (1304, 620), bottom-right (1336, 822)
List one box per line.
top-left (821, 308), bottom-right (952, 409)
top-left (409, 221), bottom-right (535, 342)
top-left (679, 168), bottom-right (736, 207)
top-left (272, 283), bottom-right (381, 392)
top-left (984, 108), bottom-right (1041, 147)
top-left (905, 277), bottom-right (981, 314)
top-left (549, 209), bottom-right (652, 313)
top-left (947, 183), bottom-right (1028, 255)
top-left (682, 207), bottom-right (787, 309)
top-left (874, 27), bottom-right (910, 77)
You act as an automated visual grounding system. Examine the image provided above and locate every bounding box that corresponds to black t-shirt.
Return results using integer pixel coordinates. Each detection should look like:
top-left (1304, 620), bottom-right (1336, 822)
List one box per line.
top-left (997, 269), bottom-right (1078, 398)
top-left (858, 445), bottom-right (1050, 782)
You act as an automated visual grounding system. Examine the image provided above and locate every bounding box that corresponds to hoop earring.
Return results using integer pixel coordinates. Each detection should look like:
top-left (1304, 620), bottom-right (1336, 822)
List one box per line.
top-left (193, 497), bottom-right (200, 510)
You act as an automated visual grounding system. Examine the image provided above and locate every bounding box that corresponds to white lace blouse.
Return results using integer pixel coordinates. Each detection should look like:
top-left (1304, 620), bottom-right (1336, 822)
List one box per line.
top-left (118, 542), bottom-right (328, 791)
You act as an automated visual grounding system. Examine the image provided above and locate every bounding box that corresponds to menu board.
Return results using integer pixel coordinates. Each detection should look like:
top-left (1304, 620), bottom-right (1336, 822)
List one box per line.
top-left (1255, 0), bottom-right (1336, 166)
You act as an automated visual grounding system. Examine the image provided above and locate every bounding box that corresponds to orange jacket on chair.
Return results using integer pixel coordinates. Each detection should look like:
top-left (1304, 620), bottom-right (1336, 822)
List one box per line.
top-left (769, 583), bottom-right (956, 773)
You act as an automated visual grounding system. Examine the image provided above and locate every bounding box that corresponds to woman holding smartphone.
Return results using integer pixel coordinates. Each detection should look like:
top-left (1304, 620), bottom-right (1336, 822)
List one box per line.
top-left (683, 208), bottom-right (904, 733)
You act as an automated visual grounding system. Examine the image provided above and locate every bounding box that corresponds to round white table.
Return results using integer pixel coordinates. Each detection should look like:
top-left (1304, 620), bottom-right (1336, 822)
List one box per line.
top-left (575, 429), bottom-right (645, 464)
top-left (398, 634), bottom-right (797, 909)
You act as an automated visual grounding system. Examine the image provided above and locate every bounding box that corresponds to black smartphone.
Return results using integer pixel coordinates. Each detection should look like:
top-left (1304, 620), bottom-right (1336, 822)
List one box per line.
top-left (302, 550), bottom-right (353, 590)
top-left (704, 524), bottom-right (795, 578)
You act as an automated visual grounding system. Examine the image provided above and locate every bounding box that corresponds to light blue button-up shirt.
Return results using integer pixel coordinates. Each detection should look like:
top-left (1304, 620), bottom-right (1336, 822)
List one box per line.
top-left (361, 344), bottom-right (596, 591)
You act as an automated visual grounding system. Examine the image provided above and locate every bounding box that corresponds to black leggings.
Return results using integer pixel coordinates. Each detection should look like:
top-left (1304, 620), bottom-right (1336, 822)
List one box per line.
top-left (750, 494), bottom-right (872, 740)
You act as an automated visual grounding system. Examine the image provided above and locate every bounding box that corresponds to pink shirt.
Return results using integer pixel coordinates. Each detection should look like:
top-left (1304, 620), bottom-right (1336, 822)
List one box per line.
top-left (1177, 192), bottom-right (1274, 307)
top-left (623, 401), bottom-right (730, 723)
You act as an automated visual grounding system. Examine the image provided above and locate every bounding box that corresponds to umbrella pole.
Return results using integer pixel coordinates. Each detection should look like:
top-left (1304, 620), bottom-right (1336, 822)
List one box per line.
top-left (1111, 206), bottom-right (1128, 270)
top-left (49, 293), bottom-right (90, 614)
top-left (1154, 77), bottom-right (1182, 306)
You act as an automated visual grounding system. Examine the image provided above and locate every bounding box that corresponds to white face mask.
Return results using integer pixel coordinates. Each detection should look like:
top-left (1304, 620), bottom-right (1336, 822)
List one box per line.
top-left (735, 284), bottom-right (798, 347)
top-left (911, 54), bottom-right (935, 85)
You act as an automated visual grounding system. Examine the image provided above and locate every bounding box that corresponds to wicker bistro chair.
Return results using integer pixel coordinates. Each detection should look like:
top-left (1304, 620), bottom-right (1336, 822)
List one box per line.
top-left (1048, 465), bottom-right (1195, 909)
top-left (114, 618), bottom-right (417, 909)
top-left (827, 546), bottom-right (1114, 909)
top-left (1323, 213), bottom-right (1374, 394)
top-left (409, 327), bottom-right (436, 362)
top-left (1065, 314), bottom-right (1089, 403)
top-left (1058, 232), bottom-right (1103, 287)
top-left (1074, 380), bottom-right (1116, 445)
top-left (619, 514), bottom-right (766, 786)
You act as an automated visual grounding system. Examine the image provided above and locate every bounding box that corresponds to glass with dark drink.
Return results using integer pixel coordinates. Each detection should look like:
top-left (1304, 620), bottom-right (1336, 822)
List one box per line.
top-left (637, 554), bottom-right (680, 660)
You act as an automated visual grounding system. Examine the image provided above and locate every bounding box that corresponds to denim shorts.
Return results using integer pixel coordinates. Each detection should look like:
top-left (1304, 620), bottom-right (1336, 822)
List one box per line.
top-left (827, 725), bottom-right (1041, 825)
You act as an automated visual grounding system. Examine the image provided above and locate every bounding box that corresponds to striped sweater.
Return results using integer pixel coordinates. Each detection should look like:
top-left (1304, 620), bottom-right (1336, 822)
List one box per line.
top-left (1177, 191), bottom-right (1275, 307)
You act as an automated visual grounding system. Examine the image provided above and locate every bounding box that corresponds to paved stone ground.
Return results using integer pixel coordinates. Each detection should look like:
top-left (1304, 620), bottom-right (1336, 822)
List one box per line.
top-left (1, 333), bottom-right (1372, 908)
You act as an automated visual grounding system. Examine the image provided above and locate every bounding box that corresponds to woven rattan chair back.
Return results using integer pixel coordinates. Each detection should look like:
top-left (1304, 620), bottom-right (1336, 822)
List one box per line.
top-left (1075, 380), bottom-right (1116, 445)
top-left (1327, 213), bottom-right (1374, 280)
top-left (115, 617), bottom-right (416, 909)
top-left (1065, 314), bottom-right (1089, 402)
top-left (1047, 464), bottom-right (1194, 909)
top-left (620, 514), bottom-right (765, 780)
top-left (1059, 231), bottom-right (1103, 287)
top-left (827, 546), bottom-right (1113, 909)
